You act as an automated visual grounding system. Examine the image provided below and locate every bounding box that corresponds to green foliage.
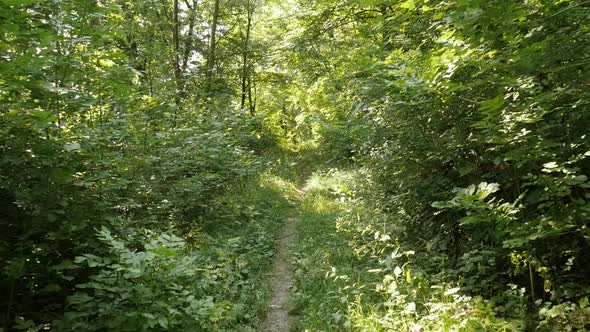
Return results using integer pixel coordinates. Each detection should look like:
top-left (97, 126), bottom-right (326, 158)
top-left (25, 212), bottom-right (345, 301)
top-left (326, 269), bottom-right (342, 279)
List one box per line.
top-left (0, 0), bottom-right (280, 329)
top-left (3, 0), bottom-right (590, 330)
top-left (276, 0), bottom-right (590, 329)
top-left (55, 195), bottom-right (287, 332)
top-left (60, 228), bottom-right (212, 331)
top-left (537, 297), bottom-right (590, 332)
top-left (291, 169), bottom-right (525, 331)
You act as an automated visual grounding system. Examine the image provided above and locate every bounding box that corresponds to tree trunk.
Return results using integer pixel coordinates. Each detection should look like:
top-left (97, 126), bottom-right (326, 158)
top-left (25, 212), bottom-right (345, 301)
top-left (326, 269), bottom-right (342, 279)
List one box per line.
top-left (206, 0), bottom-right (220, 78)
top-left (181, 0), bottom-right (198, 74)
top-left (248, 74), bottom-right (255, 115)
top-left (240, 0), bottom-right (253, 111)
top-left (173, 0), bottom-right (181, 98)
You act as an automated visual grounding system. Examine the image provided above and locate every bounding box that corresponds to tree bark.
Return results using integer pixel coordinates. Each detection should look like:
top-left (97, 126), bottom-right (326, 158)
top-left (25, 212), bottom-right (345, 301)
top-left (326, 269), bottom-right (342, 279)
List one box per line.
top-left (173, 0), bottom-right (181, 98)
top-left (181, 0), bottom-right (198, 74)
top-left (206, 0), bottom-right (220, 78)
top-left (248, 74), bottom-right (255, 115)
top-left (240, 0), bottom-right (253, 111)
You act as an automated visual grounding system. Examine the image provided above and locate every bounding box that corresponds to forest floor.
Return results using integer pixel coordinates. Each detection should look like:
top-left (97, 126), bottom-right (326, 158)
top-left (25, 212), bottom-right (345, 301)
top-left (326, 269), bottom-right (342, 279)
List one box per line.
top-left (260, 174), bottom-right (311, 331)
top-left (259, 212), bottom-right (297, 332)
top-left (260, 163), bottom-right (534, 332)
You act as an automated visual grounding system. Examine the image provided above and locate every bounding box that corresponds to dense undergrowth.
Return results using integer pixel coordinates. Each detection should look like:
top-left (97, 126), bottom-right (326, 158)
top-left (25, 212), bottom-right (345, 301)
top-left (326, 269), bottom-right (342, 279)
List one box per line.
top-left (276, 0), bottom-right (590, 330)
top-left (1, 124), bottom-right (297, 331)
top-left (291, 166), bottom-right (588, 331)
top-left (2, 0), bottom-right (590, 331)
top-left (0, 0), bottom-right (291, 330)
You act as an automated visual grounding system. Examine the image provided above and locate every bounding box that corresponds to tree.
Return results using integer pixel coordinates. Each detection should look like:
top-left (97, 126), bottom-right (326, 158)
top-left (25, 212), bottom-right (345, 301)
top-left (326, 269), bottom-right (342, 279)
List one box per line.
top-left (207, 0), bottom-right (221, 78)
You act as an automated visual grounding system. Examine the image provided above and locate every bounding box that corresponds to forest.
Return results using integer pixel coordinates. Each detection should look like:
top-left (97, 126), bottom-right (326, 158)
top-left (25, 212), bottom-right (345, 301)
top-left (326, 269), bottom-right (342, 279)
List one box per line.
top-left (1, 0), bottom-right (589, 331)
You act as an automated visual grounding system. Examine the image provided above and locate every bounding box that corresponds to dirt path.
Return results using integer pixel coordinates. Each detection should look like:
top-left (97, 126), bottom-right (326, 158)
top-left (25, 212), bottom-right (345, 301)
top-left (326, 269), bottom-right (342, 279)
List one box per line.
top-left (259, 212), bottom-right (298, 332)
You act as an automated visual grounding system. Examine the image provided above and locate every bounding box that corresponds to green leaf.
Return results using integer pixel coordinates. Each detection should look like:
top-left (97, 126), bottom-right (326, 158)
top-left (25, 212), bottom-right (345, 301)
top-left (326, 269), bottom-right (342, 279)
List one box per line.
top-left (400, 0), bottom-right (416, 10)
top-left (479, 96), bottom-right (505, 113)
top-left (158, 317), bottom-right (168, 328)
top-left (64, 143), bottom-right (81, 152)
top-left (431, 201), bottom-right (448, 209)
top-left (444, 287), bottom-right (461, 295)
top-left (543, 162), bottom-right (558, 169)
top-left (405, 302), bottom-right (416, 312)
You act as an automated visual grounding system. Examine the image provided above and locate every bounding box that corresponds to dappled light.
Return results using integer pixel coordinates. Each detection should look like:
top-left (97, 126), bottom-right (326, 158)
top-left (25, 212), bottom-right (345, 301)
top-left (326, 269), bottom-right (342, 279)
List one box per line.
top-left (1, 0), bottom-right (589, 331)
top-left (259, 171), bottom-right (300, 203)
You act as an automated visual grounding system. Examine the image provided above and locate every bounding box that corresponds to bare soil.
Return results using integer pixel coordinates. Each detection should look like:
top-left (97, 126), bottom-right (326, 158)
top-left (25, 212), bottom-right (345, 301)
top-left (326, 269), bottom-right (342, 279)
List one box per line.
top-left (259, 213), bottom-right (297, 332)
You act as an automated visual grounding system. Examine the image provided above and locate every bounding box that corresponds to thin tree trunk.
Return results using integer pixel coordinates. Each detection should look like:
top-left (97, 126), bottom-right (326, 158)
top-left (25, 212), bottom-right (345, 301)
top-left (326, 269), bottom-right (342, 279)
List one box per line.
top-left (181, 0), bottom-right (198, 73)
top-left (250, 74), bottom-right (256, 114)
top-left (173, 0), bottom-right (181, 97)
top-left (206, 0), bottom-right (220, 78)
top-left (248, 75), bottom-right (254, 115)
top-left (240, 0), bottom-right (253, 110)
top-left (172, 0), bottom-right (181, 126)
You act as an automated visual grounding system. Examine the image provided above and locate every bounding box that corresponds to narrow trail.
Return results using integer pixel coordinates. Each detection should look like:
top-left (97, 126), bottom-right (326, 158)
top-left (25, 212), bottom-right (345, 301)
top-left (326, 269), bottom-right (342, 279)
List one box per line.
top-left (260, 177), bottom-right (310, 332)
top-left (259, 212), bottom-right (297, 332)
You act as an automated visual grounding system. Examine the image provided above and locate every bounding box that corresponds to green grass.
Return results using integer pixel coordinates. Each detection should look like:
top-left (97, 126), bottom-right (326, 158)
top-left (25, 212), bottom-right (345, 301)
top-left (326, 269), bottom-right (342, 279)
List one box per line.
top-left (190, 159), bottom-right (527, 331)
top-left (180, 168), bottom-right (299, 330)
top-left (288, 168), bottom-right (525, 332)
top-left (290, 169), bottom-right (376, 331)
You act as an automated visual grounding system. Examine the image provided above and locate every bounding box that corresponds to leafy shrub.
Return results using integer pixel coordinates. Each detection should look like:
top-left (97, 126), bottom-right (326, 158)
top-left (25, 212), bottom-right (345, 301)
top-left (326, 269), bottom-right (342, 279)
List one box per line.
top-left (537, 298), bottom-right (590, 332)
top-left (59, 228), bottom-right (226, 331)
